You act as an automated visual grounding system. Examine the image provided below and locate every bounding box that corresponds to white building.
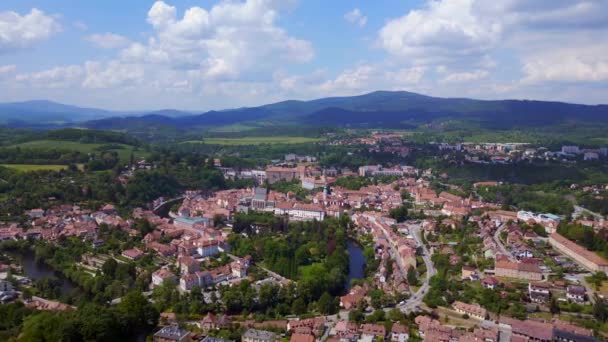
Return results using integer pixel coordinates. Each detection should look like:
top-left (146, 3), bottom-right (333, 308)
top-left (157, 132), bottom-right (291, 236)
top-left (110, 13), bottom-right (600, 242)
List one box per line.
top-left (561, 146), bottom-right (580, 154)
top-left (584, 152), bottom-right (599, 161)
top-left (197, 241), bottom-right (220, 257)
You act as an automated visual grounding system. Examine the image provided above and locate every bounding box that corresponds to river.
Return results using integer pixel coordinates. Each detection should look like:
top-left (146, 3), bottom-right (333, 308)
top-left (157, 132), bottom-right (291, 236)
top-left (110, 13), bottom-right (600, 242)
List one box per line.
top-left (10, 250), bottom-right (77, 297)
top-left (345, 240), bottom-right (366, 289)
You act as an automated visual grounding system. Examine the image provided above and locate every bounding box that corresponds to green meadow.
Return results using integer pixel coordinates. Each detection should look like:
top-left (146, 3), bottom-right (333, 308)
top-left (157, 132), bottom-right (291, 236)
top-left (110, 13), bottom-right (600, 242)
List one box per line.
top-left (182, 136), bottom-right (324, 145)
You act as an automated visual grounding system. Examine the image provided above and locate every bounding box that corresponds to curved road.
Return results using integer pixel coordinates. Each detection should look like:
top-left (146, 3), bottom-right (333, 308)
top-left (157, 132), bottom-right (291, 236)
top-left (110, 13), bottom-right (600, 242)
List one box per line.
top-left (493, 223), bottom-right (515, 260)
top-left (397, 225), bottom-right (436, 313)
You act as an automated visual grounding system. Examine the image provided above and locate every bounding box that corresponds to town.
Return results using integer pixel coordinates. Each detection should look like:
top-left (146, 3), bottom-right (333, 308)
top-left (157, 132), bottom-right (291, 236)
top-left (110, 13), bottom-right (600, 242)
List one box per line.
top-left (1, 130), bottom-right (608, 342)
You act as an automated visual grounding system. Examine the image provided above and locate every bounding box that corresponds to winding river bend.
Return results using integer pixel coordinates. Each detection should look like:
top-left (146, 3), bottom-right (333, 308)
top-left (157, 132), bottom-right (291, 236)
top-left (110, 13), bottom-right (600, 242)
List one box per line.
top-left (10, 250), bottom-right (77, 297)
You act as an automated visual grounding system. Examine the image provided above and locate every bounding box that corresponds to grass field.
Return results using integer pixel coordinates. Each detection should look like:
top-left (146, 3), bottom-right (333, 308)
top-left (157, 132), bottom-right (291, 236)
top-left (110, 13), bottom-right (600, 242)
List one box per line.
top-left (0, 164), bottom-right (68, 172)
top-left (9, 140), bottom-right (148, 161)
top-left (207, 124), bottom-right (258, 133)
top-left (183, 136), bottom-right (324, 145)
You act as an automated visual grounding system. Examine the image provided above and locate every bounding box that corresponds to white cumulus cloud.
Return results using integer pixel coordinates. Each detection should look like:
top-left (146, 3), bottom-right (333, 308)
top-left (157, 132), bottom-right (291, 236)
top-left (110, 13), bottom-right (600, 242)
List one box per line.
top-left (0, 64), bottom-right (16, 75)
top-left (122, 0), bottom-right (314, 80)
top-left (0, 8), bottom-right (61, 53)
top-left (15, 65), bottom-right (83, 88)
top-left (86, 33), bottom-right (131, 49)
top-left (344, 8), bottom-right (367, 27)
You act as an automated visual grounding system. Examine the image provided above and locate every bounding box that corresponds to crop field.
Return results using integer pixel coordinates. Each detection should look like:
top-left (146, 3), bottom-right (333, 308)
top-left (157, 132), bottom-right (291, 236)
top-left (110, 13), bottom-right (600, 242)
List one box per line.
top-left (183, 136), bottom-right (324, 145)
top-left (0, 164), bottom-right (68, 172)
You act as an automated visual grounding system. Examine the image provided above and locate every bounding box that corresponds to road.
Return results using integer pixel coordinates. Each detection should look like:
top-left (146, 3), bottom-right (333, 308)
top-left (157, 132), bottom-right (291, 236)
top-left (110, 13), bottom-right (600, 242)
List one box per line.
top-left (397, 224), bottom-right (436, 313)
top-left (359, 215), bottom-right (435, 314)
top-left (572, 205), bottom-right (603, 221)
top-left (493, 223), bottom-right (515, 260)
top-left (370, 216), bottom-right (410, 287)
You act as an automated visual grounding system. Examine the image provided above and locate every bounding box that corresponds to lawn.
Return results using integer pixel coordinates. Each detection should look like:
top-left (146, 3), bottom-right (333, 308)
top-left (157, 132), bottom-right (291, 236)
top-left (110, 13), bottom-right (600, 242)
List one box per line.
top-left (9, 140), bottom-right (148, 161)
top-left (0, 164), bottom-right (68, 172)
top-left (183, 136), bottom-right (324, 145)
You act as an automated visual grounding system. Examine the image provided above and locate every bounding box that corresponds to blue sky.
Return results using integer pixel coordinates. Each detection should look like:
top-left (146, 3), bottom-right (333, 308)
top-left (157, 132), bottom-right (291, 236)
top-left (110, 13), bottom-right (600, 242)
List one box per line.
top-left (0, 0), bottom-right (606, 110)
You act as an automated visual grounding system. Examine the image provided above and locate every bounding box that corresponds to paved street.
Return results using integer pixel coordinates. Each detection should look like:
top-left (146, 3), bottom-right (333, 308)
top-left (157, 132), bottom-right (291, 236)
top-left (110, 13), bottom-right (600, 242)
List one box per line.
top-left (397, 224), bottom-right (436, 313)
top-left (493, 223), bottom-right (515, 260)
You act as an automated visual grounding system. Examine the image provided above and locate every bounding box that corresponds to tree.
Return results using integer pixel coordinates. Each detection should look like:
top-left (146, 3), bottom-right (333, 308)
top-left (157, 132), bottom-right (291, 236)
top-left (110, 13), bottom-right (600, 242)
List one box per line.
top-left (116, 291), bottom-right (159, 331)
top-left (368, 290), bottom-right (382, 309)
top-left (102, 258), bottom-right (118, 277)
top-left (77, 304), bottom-right (121, 341)
top-left (20, 311), bottom-right (76, 342)
top-left (366, 309), bottom-right (386, 323)
top-left (258, 283), bottom-right (280, 311)
top-left (389, 205), bottom-right (409, 223)
top-left (388, 308), bottom-right (404, 322)
top-left (550, 297), bottom-right (560, 315)
top-left (407, 266), bottom-right (419, 286)
top-left (317, 292), bottom-right (338, 315)
top-left (348, 308), bottom-right (365, 323)
top-left (292, 298), bottom-right (307, 315)
top-left (593, 294), bottom-right (608, 322)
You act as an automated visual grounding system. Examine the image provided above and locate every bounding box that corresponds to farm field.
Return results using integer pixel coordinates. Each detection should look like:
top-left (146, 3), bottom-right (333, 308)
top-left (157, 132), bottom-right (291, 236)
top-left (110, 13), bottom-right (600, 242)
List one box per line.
top-left (9, 140), bottom-right (148, 161)
top-left (183, 136), bottom-right (324, 145)
top-left (0, 164), bottom-right (68, 172)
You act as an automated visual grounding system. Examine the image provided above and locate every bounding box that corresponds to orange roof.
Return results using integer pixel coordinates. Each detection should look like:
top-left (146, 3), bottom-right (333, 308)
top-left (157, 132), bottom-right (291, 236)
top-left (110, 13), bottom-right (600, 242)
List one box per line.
top-left (550, 233), bottom-right (608, 266)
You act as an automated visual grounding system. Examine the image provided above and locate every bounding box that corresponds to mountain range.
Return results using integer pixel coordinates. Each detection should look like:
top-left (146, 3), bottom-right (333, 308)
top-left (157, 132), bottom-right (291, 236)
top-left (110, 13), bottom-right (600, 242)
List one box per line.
top-left (1, 91), bottom-right (607, 131)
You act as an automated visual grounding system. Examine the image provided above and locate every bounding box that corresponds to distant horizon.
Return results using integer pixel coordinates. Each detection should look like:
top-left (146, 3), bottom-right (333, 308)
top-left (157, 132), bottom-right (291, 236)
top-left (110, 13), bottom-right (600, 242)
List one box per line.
top-left (2, 89), bottom-right (607, 114)
top-left (1, 1), bottom-right (607, 110)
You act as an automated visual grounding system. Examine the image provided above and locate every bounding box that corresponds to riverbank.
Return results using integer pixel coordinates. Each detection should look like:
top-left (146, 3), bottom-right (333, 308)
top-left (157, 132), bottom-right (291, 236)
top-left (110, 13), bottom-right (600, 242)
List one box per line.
top-left (1, 241), bottom-right (84, 302)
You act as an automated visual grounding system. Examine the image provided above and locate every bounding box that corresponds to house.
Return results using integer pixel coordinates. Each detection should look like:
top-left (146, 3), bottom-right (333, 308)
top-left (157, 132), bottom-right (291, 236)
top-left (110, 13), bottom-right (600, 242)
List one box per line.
top-left (452, 301), bottom-right (487, 320)
top-left (461, 266), bottom-right (477, 280)
top-left (482, 277), bottom-right (499, 290)
top-left (361, 323), bottom-right (386, 339)
top-left (566, 285), bottom-right (587, 303)
top-left (201, 312), bottom-right (218, 332)
top-left (494, 259), bottom-right (543, 281)
top-left (242, 329), bottom-right (277, 342)
top-left (174, 216), bottom-right (212, 230)
top-left (101, 204), bottom-right (117, 215)
top-left (152, 269), bottom-right (177, 288)
top-left (549, 233), bottom-right (608, 273)
top-left (231, 256), bottom-right (251, 278)
top-left (91, 239), bottom-right (105, 248)
top-left (501, 318), bottom-right (553, 342)
top-left (122, 248), bottom-right (144, 260)
top-left (502, 317), bottom-right (598, 342)
top-left (266, 167), bottom-right (301, 184)
top-left (197, 240), bottom-right (220, 257)
top-left (290, 334), bottom-right (314, 342)
top-left (153, 324), bottom-right (190, 342)
top-left (414, 315), bottom-right (456, 342)
top-left (251, 187), bottom-right (269, 209)
top-left (486, 210), bottom-right (518, 223)
top-left (390, 323), bottom-right (409, 342)
top-left (528, 282), bottom-right (551, 303)
top-left (334, 320), bottom-right (360, 340)
top-left (340, 285), bottom-right (367, 310)
top-left (288, 317), bottom-right (325, 337)
top-left (28, 208), bottom-right (45, 219)
top-left (177, 256), bottom-right (201, 275)
top-left (0, 280), bottom-right (14, 292)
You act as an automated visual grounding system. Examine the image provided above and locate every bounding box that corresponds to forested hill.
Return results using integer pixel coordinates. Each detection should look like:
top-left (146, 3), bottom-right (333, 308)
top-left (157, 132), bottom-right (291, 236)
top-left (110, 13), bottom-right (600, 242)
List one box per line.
top-left (3, 91), bottom-right (608, 132)
top-left (80, 91), bottom-right (608, 131)
top-left (37, 128), bottom-right (140, 146)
